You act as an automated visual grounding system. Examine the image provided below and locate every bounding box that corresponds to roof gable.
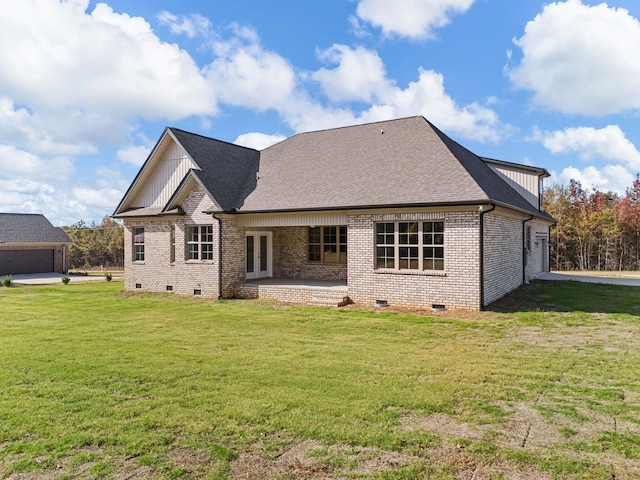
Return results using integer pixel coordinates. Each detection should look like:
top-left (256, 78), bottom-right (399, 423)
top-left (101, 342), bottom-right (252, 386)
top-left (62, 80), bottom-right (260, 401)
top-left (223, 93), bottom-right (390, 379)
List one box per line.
top-left (169, 128), bottom-right (259, 211)
top-left (113, 128), bottom-right (259, 216)
top-left (0, 213), bottom-right (71, 244)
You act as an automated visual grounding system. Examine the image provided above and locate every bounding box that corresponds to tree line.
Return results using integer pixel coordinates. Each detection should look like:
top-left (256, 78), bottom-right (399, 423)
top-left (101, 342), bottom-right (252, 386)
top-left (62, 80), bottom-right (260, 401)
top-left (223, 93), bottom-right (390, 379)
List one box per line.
top-left (544, 175), bottom-right (640, 271)
top-left (62, 216), bottom-right (124, 269)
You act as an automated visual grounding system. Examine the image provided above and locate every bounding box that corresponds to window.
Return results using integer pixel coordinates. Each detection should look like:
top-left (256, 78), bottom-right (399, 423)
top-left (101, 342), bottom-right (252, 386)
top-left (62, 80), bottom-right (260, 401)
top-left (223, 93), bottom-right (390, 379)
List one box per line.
top-left (186, 225), bottom-right (214, 260)
top-left (170, 225), bottom-right (175, 263)
top-left (375, 221), bottom-right (444, 271)
top-left (133, 227), bottom-right (144, 262)
top-left (308, 226), bottom-right (347, 263)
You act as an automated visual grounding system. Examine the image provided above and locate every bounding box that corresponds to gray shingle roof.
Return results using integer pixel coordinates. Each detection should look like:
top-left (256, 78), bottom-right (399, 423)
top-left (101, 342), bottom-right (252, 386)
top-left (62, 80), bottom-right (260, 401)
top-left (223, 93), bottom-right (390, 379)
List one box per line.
top-left (168, 128), bottom-right (259, 212)
top-left (0, 213), bottom-right (71, 244)
top-left (238, 116), bottom-right (550, 217)
top-left (115, 116), bottom-right (552, 220)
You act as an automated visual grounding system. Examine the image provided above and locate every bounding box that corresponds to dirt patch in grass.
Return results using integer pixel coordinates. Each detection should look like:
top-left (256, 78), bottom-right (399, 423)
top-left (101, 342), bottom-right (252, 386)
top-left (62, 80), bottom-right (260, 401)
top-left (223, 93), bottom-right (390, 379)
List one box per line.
top-left (230, 439), bottom-right (401, 479)
top-left (505, 321), bottom-right (640, 352)
top-left (229, 437), bottom-right (553, 480)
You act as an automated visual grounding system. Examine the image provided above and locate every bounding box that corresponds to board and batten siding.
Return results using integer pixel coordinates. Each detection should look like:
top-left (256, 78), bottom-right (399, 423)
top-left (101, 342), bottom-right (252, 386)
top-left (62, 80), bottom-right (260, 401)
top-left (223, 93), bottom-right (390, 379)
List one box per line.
top-left (486, 164), bottom-right (540, 208)
top-left (134, 142), bottom-right (197, 208)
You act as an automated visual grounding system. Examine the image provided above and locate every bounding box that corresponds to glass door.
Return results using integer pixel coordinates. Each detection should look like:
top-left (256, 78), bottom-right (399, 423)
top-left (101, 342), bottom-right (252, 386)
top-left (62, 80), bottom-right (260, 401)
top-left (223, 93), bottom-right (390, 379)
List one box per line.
top-left (245, 232), bottom-right (272, 279)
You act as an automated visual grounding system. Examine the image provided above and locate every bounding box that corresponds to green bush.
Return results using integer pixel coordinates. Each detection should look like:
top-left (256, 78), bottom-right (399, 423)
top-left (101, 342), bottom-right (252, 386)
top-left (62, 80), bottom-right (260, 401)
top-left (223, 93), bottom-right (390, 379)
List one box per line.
top-left (1, 275), bottom-right (12, 287)
top-left (61, 276), bottom-right (70, 285)
top-left (104, 272), bottom-right (113, 282)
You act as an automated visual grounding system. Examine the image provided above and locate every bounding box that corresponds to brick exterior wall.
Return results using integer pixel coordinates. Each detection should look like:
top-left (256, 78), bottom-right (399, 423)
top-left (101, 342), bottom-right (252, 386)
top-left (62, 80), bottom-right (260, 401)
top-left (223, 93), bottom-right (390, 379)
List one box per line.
top-left (235, 283), bottom-right (348, 304)
top-left (482, 212), bottom-right (523, 306)
top-left (219, 216), bottom-right (245, 298)
top-left (123, 184), bottom-right (537, 310)
top-left (124, 185), bottom-right (220, 297)
top-left (347, 211), bottom-right (482, 310)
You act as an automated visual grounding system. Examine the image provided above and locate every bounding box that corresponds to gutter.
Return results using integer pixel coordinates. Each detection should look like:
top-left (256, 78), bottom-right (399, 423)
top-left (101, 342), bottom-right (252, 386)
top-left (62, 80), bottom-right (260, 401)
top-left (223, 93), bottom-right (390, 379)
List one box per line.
top-left (212, 213), bottom-right (223, 300)
top-left (203, 199), bottom-right (548, 219)
top-left (479, 203), bottom-right (496, 310)
top-left (522, 214), bottom-right (535, 285)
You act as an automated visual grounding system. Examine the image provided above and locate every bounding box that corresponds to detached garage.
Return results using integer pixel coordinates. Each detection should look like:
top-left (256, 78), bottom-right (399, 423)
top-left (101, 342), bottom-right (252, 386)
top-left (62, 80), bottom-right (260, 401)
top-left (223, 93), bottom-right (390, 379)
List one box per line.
top-left (0, 213), bottom-right (71, 276)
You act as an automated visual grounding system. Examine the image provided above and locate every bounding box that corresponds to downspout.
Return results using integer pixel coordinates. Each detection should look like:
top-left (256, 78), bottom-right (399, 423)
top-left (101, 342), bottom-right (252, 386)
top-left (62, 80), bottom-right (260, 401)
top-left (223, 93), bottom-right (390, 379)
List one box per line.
top-left (522, 215), bottom-right (534, 285)
top-left (479, 203), bottom-right (496, 310)
top-left (212, 213), bottom-right (223, 299)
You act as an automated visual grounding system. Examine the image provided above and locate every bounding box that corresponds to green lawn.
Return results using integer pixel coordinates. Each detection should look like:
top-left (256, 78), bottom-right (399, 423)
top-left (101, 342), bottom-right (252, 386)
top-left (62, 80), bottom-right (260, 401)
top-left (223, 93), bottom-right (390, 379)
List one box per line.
top-left (1, 280), bottom-right (639, 479)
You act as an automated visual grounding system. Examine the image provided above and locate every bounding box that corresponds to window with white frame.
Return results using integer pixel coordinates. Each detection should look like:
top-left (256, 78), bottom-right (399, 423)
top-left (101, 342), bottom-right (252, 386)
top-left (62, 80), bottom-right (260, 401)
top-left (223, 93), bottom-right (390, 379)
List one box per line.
top-left (308, 226), bottom-right (347, 263)
top-left (375, 221), bottom-right (444, 271)
top-left (186, 225), bottom-right (214, 260)
top-left (133, 227), bottom-right (145, 262)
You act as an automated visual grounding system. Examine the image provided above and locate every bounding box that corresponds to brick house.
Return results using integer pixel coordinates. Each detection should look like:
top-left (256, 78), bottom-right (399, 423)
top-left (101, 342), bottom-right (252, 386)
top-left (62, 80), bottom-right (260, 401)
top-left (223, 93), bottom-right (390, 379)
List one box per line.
top-left (113, 116), bottom-right (553, 310)
top-left (0, 213), bottom-right (71, 276)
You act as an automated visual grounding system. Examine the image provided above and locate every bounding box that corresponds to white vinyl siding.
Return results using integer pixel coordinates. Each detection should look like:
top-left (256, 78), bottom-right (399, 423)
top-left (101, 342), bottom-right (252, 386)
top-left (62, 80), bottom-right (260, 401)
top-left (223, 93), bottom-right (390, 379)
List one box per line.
top-left (135, 142), bottom-right (197, 208)
top-left (486, 164), bottom-right (540, 208)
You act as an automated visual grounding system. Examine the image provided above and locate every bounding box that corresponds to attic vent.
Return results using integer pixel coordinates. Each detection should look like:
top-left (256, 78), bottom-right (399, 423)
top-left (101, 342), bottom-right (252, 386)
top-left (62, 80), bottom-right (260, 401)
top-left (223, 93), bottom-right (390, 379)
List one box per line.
top-left (380, 129), bottom-right (384, 134)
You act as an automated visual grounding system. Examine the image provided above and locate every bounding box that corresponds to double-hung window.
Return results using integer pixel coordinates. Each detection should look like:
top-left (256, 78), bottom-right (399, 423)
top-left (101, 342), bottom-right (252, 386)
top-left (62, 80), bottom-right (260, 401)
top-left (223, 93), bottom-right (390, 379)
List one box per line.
top-left (308, 226), bottom-right (347, 263)
top-left (375, 221), bottom-right (444, 271)
top-left (133, 227), bottom-right (145, 262)
top-left (186, 225), bottom-right (214, 261)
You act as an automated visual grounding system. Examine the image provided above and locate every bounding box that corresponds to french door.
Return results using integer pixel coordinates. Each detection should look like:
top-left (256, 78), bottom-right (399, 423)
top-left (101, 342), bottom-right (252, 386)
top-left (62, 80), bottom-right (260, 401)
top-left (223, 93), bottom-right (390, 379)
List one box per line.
top-left (245, 232), bottom-right (272, 279)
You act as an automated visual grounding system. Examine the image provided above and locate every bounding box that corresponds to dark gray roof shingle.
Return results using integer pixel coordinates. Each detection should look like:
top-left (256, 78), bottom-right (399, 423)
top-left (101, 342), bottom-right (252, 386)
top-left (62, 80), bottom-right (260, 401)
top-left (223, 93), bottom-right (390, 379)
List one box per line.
top-left (238, 116), bottom-right (550, 217)
top-left (116, 116), bottom-right (551, 220)
top-left (0, 213), bottom-right (71, 244)
top-left (168, 128), bottom-right (259, 212)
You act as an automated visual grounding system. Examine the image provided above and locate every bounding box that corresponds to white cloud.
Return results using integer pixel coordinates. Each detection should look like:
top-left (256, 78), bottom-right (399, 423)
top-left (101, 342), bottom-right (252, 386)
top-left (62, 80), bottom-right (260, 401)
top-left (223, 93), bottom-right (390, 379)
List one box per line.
top-left (234, 133), bottom-right (286, 150)
top-left (552, 164), bottom-right (635, 195)
top-left (157, 11), bottom-right (212, 38)
top-left (355, 0), bottom-right (475, 39)
top-left (305, 46), bottom-right (504, 142)
top-left (509, 0), bottom-right (640, 115)
top-left (205, 25), bottom-right (297, 112)
top-left (534, 125), bottom-right (640, 171)
top-left (0, 145), bottom-right (74, 181)
top-left (72, 187), bottom-right (124, 210)
top-left (361, 68), bottom-right (503, 142)
top-left (0, 98), bottom-right (98, 156)
top-left (312, 45), bottom-right (393, 103)
top-left (117, 145), bottom-right (152, 167)
top-left (0, 1), bottom-right (217, 123)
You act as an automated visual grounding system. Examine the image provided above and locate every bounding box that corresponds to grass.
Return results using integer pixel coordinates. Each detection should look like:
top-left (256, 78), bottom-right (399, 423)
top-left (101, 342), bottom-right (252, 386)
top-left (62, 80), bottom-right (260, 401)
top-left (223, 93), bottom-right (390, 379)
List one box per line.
top-left (1, 280), bottom-right (639, 478)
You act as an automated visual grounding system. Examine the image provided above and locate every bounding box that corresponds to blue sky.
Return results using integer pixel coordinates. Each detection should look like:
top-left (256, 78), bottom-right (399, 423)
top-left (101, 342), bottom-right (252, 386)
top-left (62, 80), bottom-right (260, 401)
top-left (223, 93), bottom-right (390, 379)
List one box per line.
top-left (2, 0), bottom-right (640, 226)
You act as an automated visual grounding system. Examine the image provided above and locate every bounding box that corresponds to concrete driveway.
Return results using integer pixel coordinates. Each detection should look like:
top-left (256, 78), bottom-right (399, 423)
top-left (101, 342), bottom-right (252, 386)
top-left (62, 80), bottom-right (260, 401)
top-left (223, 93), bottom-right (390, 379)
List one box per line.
top-left (10, 272), bottom-right (121, 285)
top-left (537, 271), bottom-right (640, 287)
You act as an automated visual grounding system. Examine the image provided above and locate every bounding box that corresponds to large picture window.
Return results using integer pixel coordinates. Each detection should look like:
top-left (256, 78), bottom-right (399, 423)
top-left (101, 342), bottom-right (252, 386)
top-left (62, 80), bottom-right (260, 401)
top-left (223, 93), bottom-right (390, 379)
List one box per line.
top-left (308, 226), bottom-right (347, 263)
top-left (186, 225), bottom-right (214, 261)
top-left (375, 221), bottom-right (444, 271)
top-left (133, 227), bottom-right (145, 262)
